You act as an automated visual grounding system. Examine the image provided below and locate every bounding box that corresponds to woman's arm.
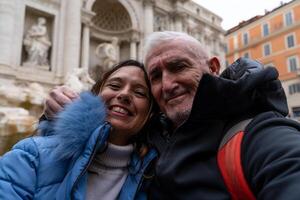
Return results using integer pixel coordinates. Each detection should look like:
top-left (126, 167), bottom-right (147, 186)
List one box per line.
top-left (0, 138), bottom-right (39, 199)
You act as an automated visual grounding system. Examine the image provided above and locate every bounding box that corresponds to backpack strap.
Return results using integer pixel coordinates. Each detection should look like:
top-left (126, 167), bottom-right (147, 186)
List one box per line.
top-left (217, 119), bottom-right (256, 200)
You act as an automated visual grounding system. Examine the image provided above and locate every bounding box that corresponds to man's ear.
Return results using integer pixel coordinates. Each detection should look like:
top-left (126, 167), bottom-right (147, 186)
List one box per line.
top-left (208, 57), bottom-right (221, 75)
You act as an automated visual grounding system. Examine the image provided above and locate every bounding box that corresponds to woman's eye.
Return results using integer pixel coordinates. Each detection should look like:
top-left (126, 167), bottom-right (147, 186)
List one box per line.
top-left (107, 83), bottom-right (120, 90)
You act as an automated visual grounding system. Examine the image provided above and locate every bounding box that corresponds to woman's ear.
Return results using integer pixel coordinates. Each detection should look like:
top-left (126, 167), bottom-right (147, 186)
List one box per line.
top-left (208, 57), bottom-right (221, 75)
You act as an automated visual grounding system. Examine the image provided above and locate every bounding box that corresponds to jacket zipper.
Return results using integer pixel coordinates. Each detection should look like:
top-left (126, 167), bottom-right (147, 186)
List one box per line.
top-left (70, 124), bottom-right (110, 200)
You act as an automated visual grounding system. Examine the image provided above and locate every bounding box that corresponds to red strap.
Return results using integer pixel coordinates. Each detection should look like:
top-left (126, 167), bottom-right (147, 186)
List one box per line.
top-left (217, 131), bottom-right (256, 200)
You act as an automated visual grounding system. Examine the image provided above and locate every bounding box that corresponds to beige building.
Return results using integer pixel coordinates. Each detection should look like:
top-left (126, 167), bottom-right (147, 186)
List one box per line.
top-left (0, 0), bottom-right (225, 88)
top-left (0, 0), bottom-right (225, 153)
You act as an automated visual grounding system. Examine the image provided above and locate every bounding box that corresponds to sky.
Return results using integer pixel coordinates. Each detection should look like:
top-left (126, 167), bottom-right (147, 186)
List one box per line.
top-left (193, 0), bottom-right (293, 30)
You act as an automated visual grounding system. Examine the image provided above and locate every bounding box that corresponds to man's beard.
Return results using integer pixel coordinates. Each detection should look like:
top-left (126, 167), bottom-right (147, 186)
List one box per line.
top-left (167, 107), bottom-right (191, 129)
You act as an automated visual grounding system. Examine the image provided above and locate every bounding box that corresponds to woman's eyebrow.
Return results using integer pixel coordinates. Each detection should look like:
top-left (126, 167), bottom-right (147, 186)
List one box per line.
top-left (106, 77), bottom-right (122, 82)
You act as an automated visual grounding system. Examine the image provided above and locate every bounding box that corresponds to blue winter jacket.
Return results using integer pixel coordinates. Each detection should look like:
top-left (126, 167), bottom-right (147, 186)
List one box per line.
top-left (0, 92), bottom-right (157, 200)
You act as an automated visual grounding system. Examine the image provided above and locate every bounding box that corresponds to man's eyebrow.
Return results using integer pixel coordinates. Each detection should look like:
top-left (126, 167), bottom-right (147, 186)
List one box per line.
top-left (165, 58), bottom-right (191, 67)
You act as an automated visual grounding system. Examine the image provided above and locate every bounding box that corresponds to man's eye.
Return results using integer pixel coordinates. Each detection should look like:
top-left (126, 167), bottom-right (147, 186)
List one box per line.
top-left (150, 71), bottom-right (161, 82)
top-left (172, 63), bottom-right (186, 72)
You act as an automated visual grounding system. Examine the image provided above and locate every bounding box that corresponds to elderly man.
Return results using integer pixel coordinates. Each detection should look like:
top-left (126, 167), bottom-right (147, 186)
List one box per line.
top-left (44, 31), bottom-right (300, 199)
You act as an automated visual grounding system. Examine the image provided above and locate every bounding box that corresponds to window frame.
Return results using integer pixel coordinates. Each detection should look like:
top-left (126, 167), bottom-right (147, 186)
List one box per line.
top-left (285, 33), bottom-right (296, 48)
top-left (262, 23), bottom-right (270, 37)
top-left (284, 11), bottom-right (294, 26)
top-left (243, 32), bottom-right (249, 46)
top-left (287, 55), bottom-right (299, 72)
top-left (263, 43), bottom-right (272, 56)
top-left (289, 83), bottom-right (300, 95)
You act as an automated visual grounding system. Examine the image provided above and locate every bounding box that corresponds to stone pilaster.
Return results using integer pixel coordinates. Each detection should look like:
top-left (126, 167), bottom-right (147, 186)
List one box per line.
top-left (144, 0), bottom-right (155, 37)
top-left (130, 31), bottom-right (140, 59)
top-left (0, 0), bottom-right (16, 66)
top-left (81, 9), bottom-right (95, 69)
top-left (63, 0), bottom-right (82, 76)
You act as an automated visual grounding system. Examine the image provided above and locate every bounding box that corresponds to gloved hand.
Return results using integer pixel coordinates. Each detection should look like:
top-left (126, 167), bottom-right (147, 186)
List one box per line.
top-left (220, 58), bottom-right (263, 80)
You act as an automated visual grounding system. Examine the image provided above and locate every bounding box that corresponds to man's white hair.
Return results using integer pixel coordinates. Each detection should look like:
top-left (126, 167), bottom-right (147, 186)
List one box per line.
top-left (143, 31), bottom-right (208, 65)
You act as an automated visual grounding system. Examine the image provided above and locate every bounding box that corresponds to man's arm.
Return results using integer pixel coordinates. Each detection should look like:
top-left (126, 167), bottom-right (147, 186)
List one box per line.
top-left (242, 112), bottom-right (300, 200)
top-left (43, 85), bottom-right (79, 119)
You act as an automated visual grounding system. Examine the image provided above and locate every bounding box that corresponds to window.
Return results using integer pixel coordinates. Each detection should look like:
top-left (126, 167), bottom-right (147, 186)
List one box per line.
top-left (292, 107), bottom-right (300, 118)
top-left (244, 52), bottom-right (250, 58)
top-left (243, 33), bottom-right (249, 45)
top-left (263, 23), bottom-right (269, 37)
top-left (285, 11), bottom-right (293, 26)
top-left (288, 56), bottom-right (298, 72)
top-left (286, 34), bottom-right (295, 48)
top-left (224, 43), bottom-right (228, 54)
top-left (288, 83), bottom-right (300, 95)
top-left (263, 43), bottom-right (271, 56)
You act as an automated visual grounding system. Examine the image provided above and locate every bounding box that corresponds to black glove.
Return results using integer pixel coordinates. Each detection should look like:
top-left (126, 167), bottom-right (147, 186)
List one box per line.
top-left (221, 58), bottom-right (263, 80)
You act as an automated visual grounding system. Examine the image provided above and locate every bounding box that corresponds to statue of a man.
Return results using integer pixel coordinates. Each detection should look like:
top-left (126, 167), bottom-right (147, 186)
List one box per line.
top-left (23, 17), bottom-right (52, 67)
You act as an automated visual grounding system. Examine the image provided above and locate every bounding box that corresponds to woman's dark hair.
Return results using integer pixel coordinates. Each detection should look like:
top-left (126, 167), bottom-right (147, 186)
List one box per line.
top-left (91, 59), bottom-right (158, 157)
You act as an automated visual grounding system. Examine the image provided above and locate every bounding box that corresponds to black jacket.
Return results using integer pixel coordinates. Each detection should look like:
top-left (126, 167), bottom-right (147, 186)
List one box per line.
top-left (147, 58), bottom-right (300, 199)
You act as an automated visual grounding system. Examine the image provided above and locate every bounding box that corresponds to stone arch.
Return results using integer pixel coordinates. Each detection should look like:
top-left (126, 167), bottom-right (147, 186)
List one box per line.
top-left (85, 0), bottom-right (139, 31)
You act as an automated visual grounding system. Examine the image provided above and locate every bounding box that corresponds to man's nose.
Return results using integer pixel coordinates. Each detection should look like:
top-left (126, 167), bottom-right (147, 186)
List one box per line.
top-left (161, 72), bottom-right (177, 93)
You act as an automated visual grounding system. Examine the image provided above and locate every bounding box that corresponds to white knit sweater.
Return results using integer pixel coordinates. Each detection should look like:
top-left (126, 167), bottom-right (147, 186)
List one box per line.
top-left (86, 143), bottom-right (133, 200)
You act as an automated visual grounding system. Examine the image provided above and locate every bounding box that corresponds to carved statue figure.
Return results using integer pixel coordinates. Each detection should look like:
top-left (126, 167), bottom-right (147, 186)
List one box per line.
top-left (23, 17), bottom-right (52, 67)
top-left (0, 82), bottom-right (46, 106)
top-left (95, 38), bottom-right (118, 69)
top-left (65, 68), bottom-right (96, 93)
top-left (93, 37), bottom-right (119, 81)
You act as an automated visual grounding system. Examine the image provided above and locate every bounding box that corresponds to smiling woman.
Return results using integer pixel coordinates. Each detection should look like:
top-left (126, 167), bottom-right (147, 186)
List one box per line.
top-left (0, 59), bottom-right (159, 200)
top-left (91, 60), bottom-right (154, 146)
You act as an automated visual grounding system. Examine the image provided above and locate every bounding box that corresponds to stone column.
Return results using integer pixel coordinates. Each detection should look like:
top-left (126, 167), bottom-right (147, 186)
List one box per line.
top-left (81, 8), bottom-right (95, 70)
top-left (130, 41), bottom-right (137, 59)
top-left (81, 25), bottom-right (90, 69)
top-left (144, 0), bottom-right (155, 37)
top-left (130, 32), bottom-right (139, 60)
top-left (0, 0), bottom-right (16, 65)
top-left (63, 0), bottom-right (82, 76)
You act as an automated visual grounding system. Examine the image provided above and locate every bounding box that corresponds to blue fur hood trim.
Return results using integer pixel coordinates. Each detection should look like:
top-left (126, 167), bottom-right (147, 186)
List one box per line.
top-left (38, 92), bottom-right (107, 160)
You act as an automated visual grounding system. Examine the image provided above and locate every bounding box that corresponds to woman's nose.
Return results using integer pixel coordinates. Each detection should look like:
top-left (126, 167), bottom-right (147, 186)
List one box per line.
top-left (116, 89), bottom-right (131, 104)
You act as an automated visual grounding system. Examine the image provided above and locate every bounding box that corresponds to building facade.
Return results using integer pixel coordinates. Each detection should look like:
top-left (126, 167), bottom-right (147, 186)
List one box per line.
top-left (0, 0), bottom-right (225, 90)
top-left (225, 0), bottom-right (300, 120)
top-left (0, 0), bottom-right (225, 153)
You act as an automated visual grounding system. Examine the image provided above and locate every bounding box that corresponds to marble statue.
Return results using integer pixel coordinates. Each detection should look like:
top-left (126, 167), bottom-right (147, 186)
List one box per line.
top-left (93, 37), bottom-right (118, 81)
top-left (96, 38), bottom-right (118, 68)
top-left (0, 82), bottom-right (46, 106)
top-left (65, 67), bottom-right (96, 93)
top-left (23, 17), bottom-right (52, 68)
